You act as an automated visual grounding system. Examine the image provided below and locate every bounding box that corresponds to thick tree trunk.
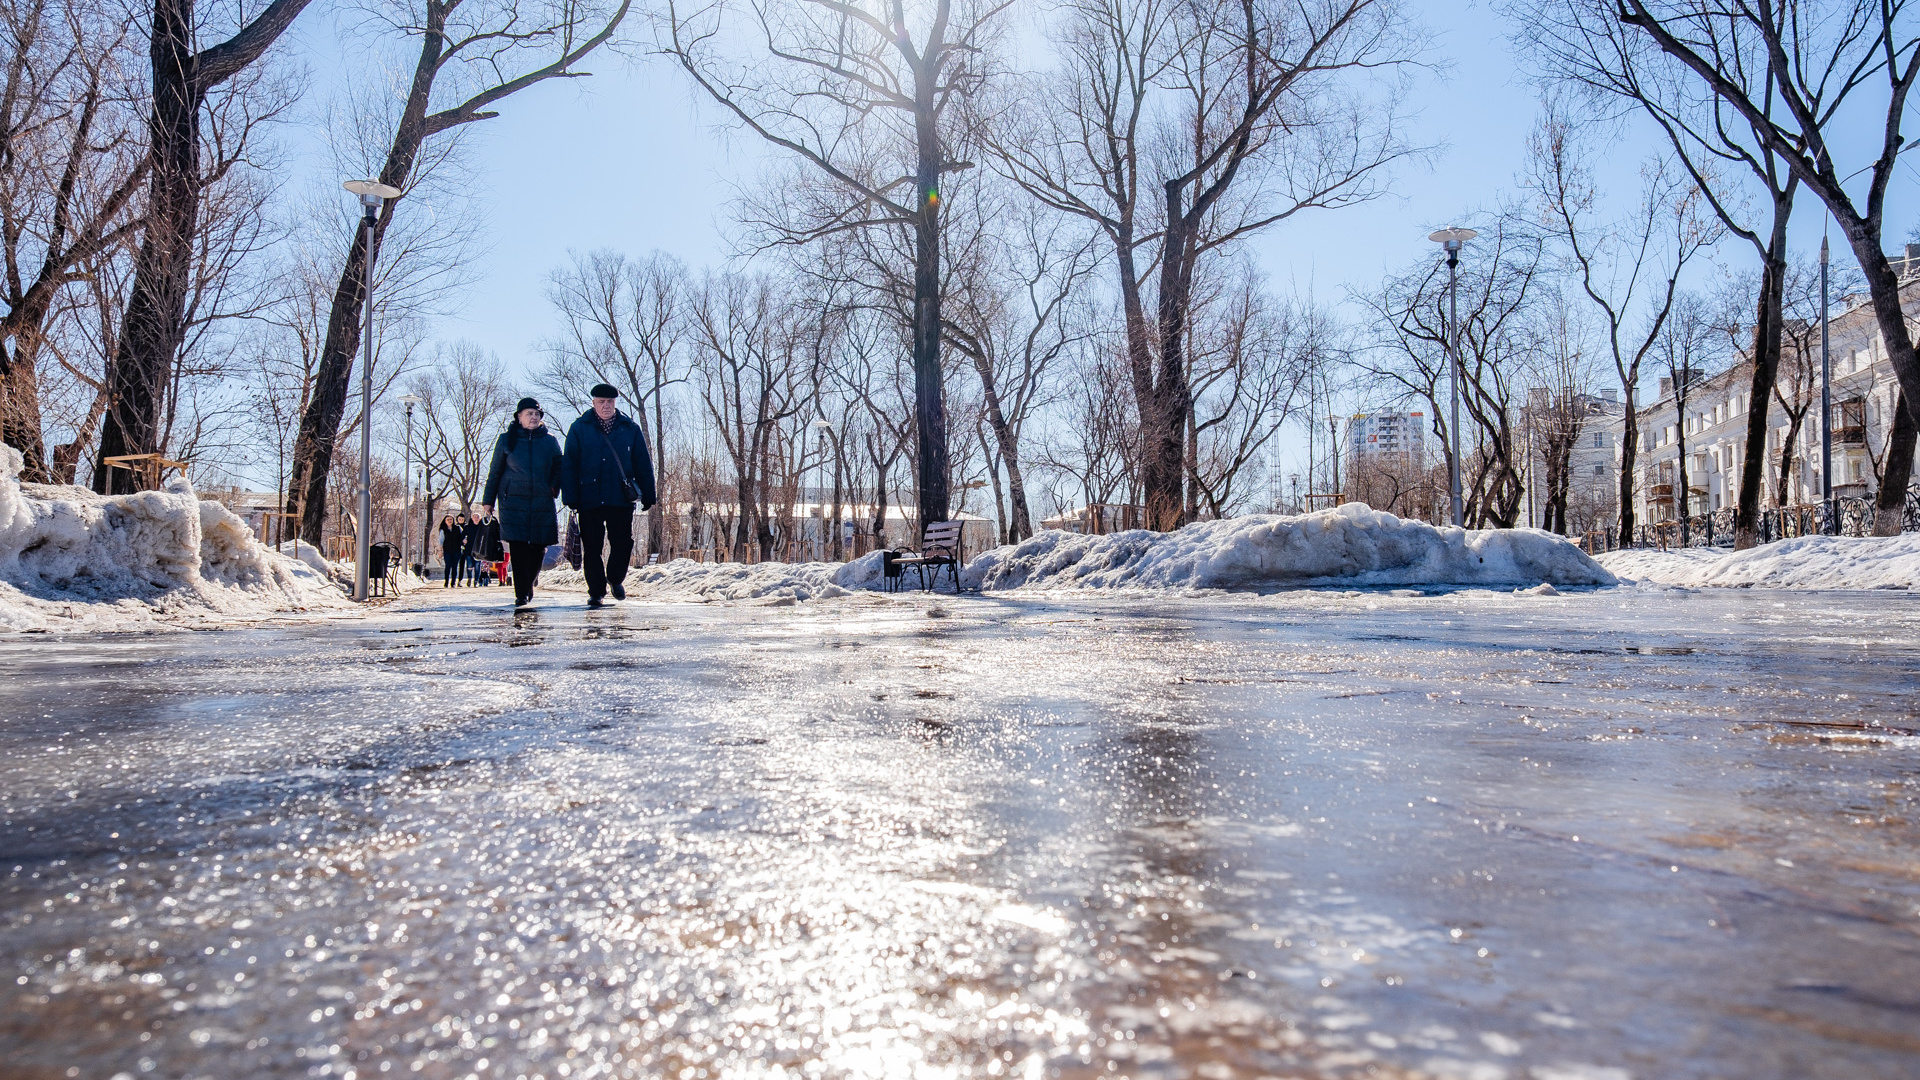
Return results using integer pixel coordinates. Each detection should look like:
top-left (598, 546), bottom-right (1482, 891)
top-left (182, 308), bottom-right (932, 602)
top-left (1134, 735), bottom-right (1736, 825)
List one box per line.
top-left (1616, 392), bottom-right (1639, 547)
top-left (1733, 200), bottom-right (1792, 549)
top-left (1874, 395), bottom-right (1914, 536)
top-left (1143, 188), bottom-right (1195, 532)
top-left (94, 0), bottom-right (200, 494)
top-left (1675, 396), bottom-right (1689, 545)
top-left (0, 330), bottom-right (50, 480)
top-left (909, 65), bottom-right (949, 531)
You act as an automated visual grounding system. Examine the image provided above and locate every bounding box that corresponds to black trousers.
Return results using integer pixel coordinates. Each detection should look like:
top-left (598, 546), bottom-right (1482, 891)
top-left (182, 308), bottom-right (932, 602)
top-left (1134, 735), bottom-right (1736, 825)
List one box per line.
top-left (508, 541), bottom-right (545, 602)
top-left (442, 547), bottom-right (461, 586)
top-left (579, 505), bottom-right (634, 598)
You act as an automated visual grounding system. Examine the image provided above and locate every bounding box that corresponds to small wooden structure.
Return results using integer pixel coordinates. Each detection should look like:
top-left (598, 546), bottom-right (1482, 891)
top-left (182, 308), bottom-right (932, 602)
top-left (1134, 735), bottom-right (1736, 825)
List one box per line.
top-left (1305, 493), bottom-right (1348, 511)
top-left (102, 454), bottom-right (189, 490)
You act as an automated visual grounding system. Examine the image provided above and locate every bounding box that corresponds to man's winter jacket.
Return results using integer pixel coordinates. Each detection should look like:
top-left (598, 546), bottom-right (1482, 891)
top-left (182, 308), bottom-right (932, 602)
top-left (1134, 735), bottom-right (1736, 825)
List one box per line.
top-left (562, 410), bottom-right (657, 510)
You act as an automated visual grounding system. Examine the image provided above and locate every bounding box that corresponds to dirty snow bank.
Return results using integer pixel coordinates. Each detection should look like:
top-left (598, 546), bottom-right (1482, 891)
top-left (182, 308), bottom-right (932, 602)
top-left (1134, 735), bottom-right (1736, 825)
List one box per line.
top-left (963, 504), bottom-right (1615, 592)
top-left (540, 553), bottom-right (887, 603)
top-left (541, 507), bottom-right (1612, 602)
top-left (0, 445), bottom-right (349, 631)
top-left (1596, 533), bottom-right (1920, 589)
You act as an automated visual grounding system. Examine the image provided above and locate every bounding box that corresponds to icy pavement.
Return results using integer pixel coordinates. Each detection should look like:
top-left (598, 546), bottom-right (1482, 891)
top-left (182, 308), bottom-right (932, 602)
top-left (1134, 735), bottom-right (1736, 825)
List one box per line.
top-left (2, 586), bottom-right (1918, 1080)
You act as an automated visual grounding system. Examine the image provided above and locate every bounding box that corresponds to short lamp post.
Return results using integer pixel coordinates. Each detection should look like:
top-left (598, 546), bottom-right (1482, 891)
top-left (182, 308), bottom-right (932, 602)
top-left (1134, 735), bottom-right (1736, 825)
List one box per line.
top-left (344, 178), bottom-right (402, 601)
top-left (398, 393), bottom-right (422, 573)
top-left (1429, 227), bottom-right (1478, 528)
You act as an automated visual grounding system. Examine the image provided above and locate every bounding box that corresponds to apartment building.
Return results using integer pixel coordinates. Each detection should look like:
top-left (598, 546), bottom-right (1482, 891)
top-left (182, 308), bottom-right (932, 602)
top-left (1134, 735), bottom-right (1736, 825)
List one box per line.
top-left (1606, 249), bottom-right (1920, 526)
top-left (1521, 389), bottom-right (1623, 531)
top-left (1345, 409), bottom-right (1429, 467)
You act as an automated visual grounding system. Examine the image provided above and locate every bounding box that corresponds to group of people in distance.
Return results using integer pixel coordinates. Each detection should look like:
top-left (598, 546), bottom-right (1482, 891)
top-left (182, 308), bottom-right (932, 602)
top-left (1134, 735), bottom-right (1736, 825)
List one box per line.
top-left (436, 511), bottom-right (503, 587)
top-left (474, 383), bottom-right (657, 609)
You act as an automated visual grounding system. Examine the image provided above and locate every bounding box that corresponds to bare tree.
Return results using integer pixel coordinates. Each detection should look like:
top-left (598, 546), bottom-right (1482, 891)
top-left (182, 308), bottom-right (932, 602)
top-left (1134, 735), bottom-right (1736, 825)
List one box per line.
top-left (1611, 0), bottom-right (1919, 535)
top-left (1652, 291), bottom-right (1714, 541)
top-left (1357, 217), bottom-right (1546, 527)
top-left (1526, 111), bottom-right (1718, 545)
top-left (411, 341), bottom-right (513, 517)
top-left (1516, 0), bottom-right (1802, 548)
top-left (0, 0), bottom-right (148, 480)
top-left (90, 0), bottom-right (313, 493)
top-left (993, 0), bottom-right (1417, 530)
top-left (686, 271), bottom-right (810, 559)
top-left (538, 249), bottom-right (689, 558)
top-left (940, 192), bottom-right (1096, 541)
top-left (1185, 270), bottom-right (1322, 518)
top-left (285, 0), bottom-right (630, 541)
top-left (664, 0), bottom-right (1012, 531)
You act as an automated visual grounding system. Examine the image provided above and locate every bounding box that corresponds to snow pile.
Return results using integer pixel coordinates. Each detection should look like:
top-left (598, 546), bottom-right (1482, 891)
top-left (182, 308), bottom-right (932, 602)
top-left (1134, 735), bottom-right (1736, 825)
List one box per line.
top-left (1597, 533), bottom-right (1920, 589)
top-left (0, 445), bottom-right (348, 631)
top-left (962, 504), bottom-right (1616, 592)
top-left (539, 554), bottom-right (881, 603)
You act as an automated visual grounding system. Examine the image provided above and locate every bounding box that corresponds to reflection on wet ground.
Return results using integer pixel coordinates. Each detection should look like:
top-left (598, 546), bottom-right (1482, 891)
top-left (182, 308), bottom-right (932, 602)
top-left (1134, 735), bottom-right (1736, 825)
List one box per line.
top-left (2, 586), bottom-right (1918, 1079)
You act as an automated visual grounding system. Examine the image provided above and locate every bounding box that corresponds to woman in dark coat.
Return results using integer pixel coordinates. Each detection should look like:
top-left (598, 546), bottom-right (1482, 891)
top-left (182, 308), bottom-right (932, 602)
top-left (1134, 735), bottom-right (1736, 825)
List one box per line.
top-left (438, 514), bottom-right (465, 586)
top-left (480, 397), bottom-right (564, 607)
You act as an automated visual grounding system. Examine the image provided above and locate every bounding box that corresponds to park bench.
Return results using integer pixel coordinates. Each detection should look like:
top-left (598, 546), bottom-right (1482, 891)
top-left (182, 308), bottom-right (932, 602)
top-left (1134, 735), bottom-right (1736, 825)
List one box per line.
top-left (892, 520), bottom-right (964, 592)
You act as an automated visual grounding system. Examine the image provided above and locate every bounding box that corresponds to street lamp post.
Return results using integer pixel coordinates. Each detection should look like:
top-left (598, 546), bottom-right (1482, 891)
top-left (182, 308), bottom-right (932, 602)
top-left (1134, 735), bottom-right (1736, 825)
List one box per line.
top-left (399, 393), bottom-right (422, 574)
top-left (1430, 227), bottom-right (1478, 528)
top-left (344, 179), bottom-right (402, 602)
top-left (1820, 233), bottom-right (1833, 534)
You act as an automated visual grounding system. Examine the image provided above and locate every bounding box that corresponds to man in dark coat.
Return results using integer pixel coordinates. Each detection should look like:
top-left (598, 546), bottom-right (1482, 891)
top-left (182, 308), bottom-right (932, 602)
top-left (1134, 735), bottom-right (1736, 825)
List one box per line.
top-left (481, 397), bottom-right (564, 608)
top-left (562, 383), bottom-right (657, 608)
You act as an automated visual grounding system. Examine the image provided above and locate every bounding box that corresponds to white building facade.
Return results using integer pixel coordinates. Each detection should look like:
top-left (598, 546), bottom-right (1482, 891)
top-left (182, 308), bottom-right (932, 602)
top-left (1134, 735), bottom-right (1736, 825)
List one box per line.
top-left (1605, 252), bottom-right (1920, 530)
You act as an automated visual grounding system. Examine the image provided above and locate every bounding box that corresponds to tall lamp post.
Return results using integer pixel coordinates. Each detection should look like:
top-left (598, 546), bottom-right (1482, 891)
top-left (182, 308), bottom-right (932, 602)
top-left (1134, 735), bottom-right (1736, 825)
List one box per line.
top-left (398, 393), bottom-right (422, 573)
top-left (1820, 233), bottom-right (1833, 534)
top-left (344, 178), bottom-right (402, 601)
top-left (1429, 227), bottom-right (1478, 528)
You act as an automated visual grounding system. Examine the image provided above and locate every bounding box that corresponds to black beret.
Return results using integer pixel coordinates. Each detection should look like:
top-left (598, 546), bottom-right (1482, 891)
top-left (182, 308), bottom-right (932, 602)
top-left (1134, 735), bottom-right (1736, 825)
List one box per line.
top-left (589, 383), bottom-right (619, 400)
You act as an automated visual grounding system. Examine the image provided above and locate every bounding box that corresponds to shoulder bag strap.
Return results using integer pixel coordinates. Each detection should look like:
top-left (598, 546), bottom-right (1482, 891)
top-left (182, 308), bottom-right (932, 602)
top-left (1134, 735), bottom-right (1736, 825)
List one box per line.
top-left (593, 420), bottom-right (639, 500)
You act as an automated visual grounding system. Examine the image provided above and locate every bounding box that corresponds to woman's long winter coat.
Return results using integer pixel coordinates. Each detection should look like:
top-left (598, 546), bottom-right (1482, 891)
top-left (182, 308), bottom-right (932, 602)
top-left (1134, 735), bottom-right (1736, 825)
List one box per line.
top-left (438, 522), bottom-right (465, 558)
top-left (482, 424), bottom-right (563, 547)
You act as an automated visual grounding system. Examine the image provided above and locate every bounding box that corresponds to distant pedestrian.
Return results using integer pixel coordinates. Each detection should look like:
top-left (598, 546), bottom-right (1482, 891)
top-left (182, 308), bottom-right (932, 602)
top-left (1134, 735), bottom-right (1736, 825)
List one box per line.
top-left (562, 383), bottom-right (656, 608)
top-left (463, 512), bottom-right (487, 585)
top-left (481, 397), bottom-right (563, 608)
top-left (449, 513), bottom-right (472, 585)
top-left (438, 514), bottom-right (464, 587)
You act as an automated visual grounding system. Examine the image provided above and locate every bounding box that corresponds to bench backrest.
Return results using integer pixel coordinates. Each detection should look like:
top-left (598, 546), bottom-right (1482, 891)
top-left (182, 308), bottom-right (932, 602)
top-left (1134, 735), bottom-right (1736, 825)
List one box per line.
top-left (920, 520), bottom-right (964, 559)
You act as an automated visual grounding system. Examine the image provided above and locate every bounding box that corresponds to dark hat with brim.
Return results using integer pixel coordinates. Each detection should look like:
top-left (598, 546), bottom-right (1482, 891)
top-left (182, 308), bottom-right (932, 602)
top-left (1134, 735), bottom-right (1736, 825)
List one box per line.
top-left (589, 383), bottom-right (619, 400)
top-left (515, 397), bottom-right (541, 414)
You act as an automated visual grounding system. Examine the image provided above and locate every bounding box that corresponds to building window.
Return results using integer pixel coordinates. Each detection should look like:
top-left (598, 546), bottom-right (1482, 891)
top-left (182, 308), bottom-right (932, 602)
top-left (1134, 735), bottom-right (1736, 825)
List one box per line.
top-left (1592, 432), bottom-right (1604, 448)
top-left (1592, 465), bottom-right (1605, 477)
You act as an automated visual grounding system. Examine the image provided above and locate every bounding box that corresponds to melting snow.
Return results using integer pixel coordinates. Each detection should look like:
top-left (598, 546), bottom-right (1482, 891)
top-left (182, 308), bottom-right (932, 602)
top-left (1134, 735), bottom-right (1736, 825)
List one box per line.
top-left (1596, 533), bottom-right (1920, 590)
top-left (0, 444), bottom-right (348, 631)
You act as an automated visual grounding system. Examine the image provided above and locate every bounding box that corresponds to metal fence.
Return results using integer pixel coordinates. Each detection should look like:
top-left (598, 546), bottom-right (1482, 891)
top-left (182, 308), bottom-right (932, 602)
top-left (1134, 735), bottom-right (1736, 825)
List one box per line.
top-left (1578, 487), bottom-right (1920, 553)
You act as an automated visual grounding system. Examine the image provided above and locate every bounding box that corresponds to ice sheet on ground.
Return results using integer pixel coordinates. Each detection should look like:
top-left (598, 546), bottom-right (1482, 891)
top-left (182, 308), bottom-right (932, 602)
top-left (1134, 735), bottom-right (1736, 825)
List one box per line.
top-left (1596, 533), bottom-right (1920, 589)
top-left (963, 504), bottom-right (1615, 592)
top-left (0, 444), bottom-right (349, 631)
